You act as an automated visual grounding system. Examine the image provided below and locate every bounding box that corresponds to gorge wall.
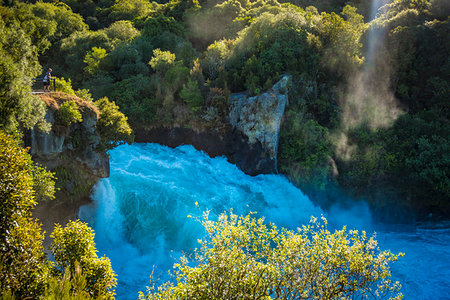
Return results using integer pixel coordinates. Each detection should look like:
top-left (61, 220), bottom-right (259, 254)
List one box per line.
top-left (135, 75), bottom-right (292, 176)
top-left (25, 92), bottom-right (109, 236)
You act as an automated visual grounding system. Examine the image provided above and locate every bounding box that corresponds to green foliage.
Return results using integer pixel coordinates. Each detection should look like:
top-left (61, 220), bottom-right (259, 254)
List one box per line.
top-left (12, 2), bottom-right (87, 54)
top-left (51, 220), bottom-right (117, 299)
top-left (201, 39), bottom-right (234, 80)
top-left (225, 9), bottom-right (322, 92)
top-left (104, 20), bottom-right (140, 45)
top-left (44, 265), bottom-right (92, 300)
top-left (1, 0), bottom-right (446, 217)
top-left (0, 12), bottom-right (49, 132)
top-left (320, 5), bottom-right (365, 78)
top-left (95, 97), bottom-right (134, 150)
top-left (179, 79), bottom-right (204, 112)
top-left (55, 77), bottom-right (76, 95)
top-left (0, 132), bottom-right (103, 298)
top-left (186, 0), bottom-right (245, 48)
top-left (384, 112), bottom-right (450, 212)
top-left (58, 0), bottom-right (111, 30)
top-left (84, 47), bottom-right (108, 75)
top-left (31, 163), bottom-right (56, 202)
top-left (0, 131), bottom-right (50, 298)
top-left (142, 15), bottom-right (185, 37)
top-left (140, 211), bottom-right (403, 299)
top-left (56, 18), bottom-right (142, 85)
top-left (108, 74), bottom-right (158, 124)
top-left (149, 48), bottom-right (176, 73)
top-left (332, 1), bottom-right (450, 215)
top-left (56, 30), bottom-right (111, 84)
top-left (57, 100), bottom-right (83, 127)
top-left (108, 0), bottom-right (155, 22)
top-left (278, 112), bottom-right (332, 189)
top-left (106, 43), bottom-right (149, 80)
top-left (165, 0), bottom-right (201, 21)
top-left (165, 61), bottom-right (190, 90)
top-left (52, 163), bottom-right (97, 203)
top-left (75, 88), bottom-right (94, 103)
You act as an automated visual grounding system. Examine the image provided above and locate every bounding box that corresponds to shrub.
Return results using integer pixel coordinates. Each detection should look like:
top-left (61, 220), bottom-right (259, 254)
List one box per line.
top-left (83, 47), bottom-right (108, 75)
top-left (179, 79), bottom-right (204, 112)
top-left (0, 131), bottom-right (50, 298)
top-left (50, 220), bottom-right (117, 299)
top-left (95, 97), bottom-right (134, 150)
top-left (278, 113), bottom-right (332, 189)
top-left (57, 100), bottom-right (82, 126)
top-left (149, 48), bottom-right (176, 73)
top-left (55, 77), bottom-right (76, 95)
top-left (140, 211), bottom-right (403, 299)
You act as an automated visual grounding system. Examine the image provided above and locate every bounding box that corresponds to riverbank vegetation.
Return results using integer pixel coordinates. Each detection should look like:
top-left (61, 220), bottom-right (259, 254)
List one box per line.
top-left (140, 211), bottom-right (403, 299)
top-left (0, 131), bottom-right (116, 299)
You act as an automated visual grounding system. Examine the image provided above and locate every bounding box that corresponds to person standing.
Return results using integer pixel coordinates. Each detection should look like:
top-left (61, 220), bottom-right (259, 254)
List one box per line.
top-left (43, 68), bottom-right (52, 91)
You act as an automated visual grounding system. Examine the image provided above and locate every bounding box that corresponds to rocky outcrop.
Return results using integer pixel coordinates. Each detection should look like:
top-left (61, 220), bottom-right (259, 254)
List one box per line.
top-left (135, 75), bottom-right (292, 176)
top-left (25, 93), bottom-right (109, 238)
top-left (228, 75), bottom-right (291, 173)
top-left (27, 93), bottom-right (108, 179)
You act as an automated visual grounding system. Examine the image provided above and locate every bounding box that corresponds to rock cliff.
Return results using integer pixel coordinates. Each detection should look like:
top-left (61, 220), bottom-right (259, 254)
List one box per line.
top-left (28, 93), bottom-right (108, 178)
top-left (135, 75), bottom-right (292, 175)
top-left (229, 75), bottom-right (291, 174)
top-left (25, 92), bottom-right (108, 235)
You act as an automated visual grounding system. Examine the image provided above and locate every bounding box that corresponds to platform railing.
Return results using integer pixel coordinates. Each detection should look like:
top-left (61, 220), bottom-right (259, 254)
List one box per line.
top-left (31, 77), bottom-right (56, 93)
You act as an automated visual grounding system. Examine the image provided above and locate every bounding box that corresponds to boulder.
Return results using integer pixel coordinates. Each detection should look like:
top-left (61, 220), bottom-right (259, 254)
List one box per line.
top-left (228, 75), bottom-right (291, 173)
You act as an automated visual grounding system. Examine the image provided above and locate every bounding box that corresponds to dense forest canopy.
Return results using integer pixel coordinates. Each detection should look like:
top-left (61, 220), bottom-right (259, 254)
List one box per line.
top-left (0, 0), bottom-right (448, 298)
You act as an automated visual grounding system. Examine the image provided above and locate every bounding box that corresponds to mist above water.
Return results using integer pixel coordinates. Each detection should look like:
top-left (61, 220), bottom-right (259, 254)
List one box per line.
top-left (80, 144), bottom-right (450, 299)
top-left (335, 0), bottom-right (403, 161)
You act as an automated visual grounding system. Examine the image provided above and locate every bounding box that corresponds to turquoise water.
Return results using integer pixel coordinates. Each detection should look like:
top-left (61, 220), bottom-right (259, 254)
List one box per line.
top-left (79, 143), bottom-right (450, 299)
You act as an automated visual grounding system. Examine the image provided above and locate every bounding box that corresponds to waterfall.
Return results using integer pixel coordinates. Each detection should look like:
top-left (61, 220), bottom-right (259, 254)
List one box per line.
top-left (80, 144), bottom-right (450, 299)
top-left (366, 0), bottom-right (389, 72)
top-left (79, 143), bottom-right (321, 298)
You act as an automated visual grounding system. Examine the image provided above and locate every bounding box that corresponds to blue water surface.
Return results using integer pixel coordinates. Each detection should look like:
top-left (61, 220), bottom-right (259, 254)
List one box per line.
top-left (79, 143), bottom-right (450, 299)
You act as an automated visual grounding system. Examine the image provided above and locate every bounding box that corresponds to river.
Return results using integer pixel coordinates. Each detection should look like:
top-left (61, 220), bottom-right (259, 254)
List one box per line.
top-left (79, 143), bottom-right (450, 299)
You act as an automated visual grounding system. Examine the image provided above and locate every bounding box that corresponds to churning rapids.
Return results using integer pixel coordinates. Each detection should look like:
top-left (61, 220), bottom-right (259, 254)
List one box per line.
top-left (79, 143), bottom-right (450, 299)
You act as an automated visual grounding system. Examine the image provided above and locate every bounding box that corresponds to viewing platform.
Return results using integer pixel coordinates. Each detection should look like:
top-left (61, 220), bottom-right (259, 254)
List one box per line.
top-left (31, 77), bottom-right (56, 94)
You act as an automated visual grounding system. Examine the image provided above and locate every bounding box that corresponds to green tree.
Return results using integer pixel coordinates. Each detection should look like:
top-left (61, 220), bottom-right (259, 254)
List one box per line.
top-left (10, 2), bottom-right (87, 55)
top-left (320, 5), bottom-right (365, 79)
top-left (104, 20), bottom-right (140, 45)
top-left (0, 15), bottom-right (49, 133)
top-left (179, 79), bottom-right (204, 112)
top-left (225, 8), bottom-right (322, 92)
top-left (140, 211), bottom-right (403, 299)
top-left (55, 77), bottom-right (76, 95)
top-left (50, 220), bottom-right (117, 299)
top-left (108, 0), bottom-right (155, 22)
top-left (106, 43), bottom-right (149, 80)
top-left (95, 97), bottom-right (134, 150)
top-left (108, 74), bottom-right (157, 123)
top-left (44, 265), bottom-right (93, 300)
top-left (0, 131), bottom-right (50, 298)
top-left (142, 15), bottom-right (184, 37)
top-left (278, 114), bottom-right (332, 189)
top-left (84, 47), bottom-right (108, 75)
top-left (149, 48), bottom-right (176, 73)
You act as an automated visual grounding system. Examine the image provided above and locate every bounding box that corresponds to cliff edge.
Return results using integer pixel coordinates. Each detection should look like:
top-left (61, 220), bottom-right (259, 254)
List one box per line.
top-left (25, 92), bottom-right (109, 236)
